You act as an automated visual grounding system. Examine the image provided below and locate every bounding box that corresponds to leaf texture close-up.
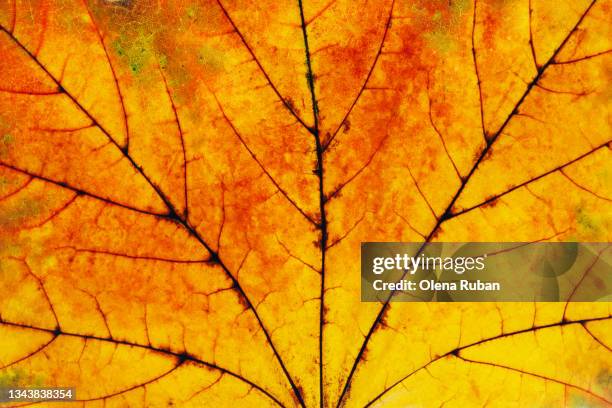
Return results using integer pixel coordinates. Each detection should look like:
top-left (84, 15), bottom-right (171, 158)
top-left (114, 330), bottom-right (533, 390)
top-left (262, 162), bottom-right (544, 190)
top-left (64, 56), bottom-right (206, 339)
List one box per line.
top-left (0, 0), bottom-right (611, 406)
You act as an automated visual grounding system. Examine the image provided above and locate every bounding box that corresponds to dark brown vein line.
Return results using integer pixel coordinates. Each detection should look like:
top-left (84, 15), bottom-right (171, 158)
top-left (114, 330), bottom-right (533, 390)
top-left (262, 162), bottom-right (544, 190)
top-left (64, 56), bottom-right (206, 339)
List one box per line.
top-left (336, 3), bottom-right (598, 405)
top-left (560, 169), bottom-right (612, 202)
top-left (277, 237), bottom-right (320, 274)
top-left (326, 134), bottom-right (388, 201)
top-left (471, 0), bottom-right (487, 142)
top-left (82, 1), bottom-right (130, 149)
top-left (427, 75), bottom-right (461, 180)
top-left (80, 290), bottom-right (112, 339)
top-left (79, 364), bottom-right (182, 403)
top-left (19, 259), bottom-right (60, 327)
top-left (535, 82), bottom-right (590, 96)
top-left (364, 315), bottom-right (611, 407)
top-left (456, 356), bottom-right (611, 405)
top-left (0, 88), bottom-right (61, 96)
top-left (55, 246), bottom-right (212, 264)
top-left (407, 166), bottom-right (438, 221)
top-left (478, 232), bottom-right (570, 260)
top-left (24, 193), bottom-right (78, 230)
top-left (324, 0), bottom-right (395, 152)
top-left (326, 213), bottom-right (365, 250)
top-left (159, 67), bottom-right (190, 218)
top-left (215, 0), bottom-right (313, 134)
top-left (0, 320), bottom-right (285, 407)
top-left (580, 322), bottom-right (612, 352)
top-left (1, 26), bottom-right (302, 400)
top-left (303, 0), bottom-right (337, 26)
top-left (9, 0), bottom-right (16, 33)
top-left (516, 111), bottom-right (547, 125)
top-left (297, 0), bottom-right (326, 405)
top-left (553, 49), bottom-right (612, 65)
top-left (0, 336), bottom-right (57, 370)
top-left (562, 244), bottom-right (610, 319)
top-left (0, 162), bottom-right (168, 218)
top-left (393, 209), bottom-right (427, 239)
top-left (32, 4), bottom-right (47, 58)
top-left (450, 140), bottom-right (611, 218)
top-left (29, 124), bottom-right (95, 133)
top-left (212, 92), bottom-right (317, 226)
top-left (216, 183), bottom-right (226, 251)
top-left (0, 177), bottom-right (32, 201)
top-left (528, 0), bottom-right (540, 71)
top-left (187, 373), bottom-right (224, 402)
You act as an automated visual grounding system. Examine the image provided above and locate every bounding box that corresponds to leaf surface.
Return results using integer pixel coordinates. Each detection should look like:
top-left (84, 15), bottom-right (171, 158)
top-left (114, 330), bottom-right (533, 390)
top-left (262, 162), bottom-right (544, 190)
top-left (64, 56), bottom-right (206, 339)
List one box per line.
top-left (0, 0), bottom-right (610, 407)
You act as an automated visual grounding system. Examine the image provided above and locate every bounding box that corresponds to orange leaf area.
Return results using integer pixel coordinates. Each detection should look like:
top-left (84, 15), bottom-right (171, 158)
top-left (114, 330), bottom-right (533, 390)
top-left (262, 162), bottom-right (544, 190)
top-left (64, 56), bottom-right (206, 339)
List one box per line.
top-left (0, 0), bottom-right (610, 407)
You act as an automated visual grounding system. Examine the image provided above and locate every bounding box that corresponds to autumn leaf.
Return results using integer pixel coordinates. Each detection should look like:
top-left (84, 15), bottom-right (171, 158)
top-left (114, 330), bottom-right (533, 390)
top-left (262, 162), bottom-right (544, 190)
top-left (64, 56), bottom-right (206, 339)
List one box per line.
top-left (0, 0), bottom-right (611, 406)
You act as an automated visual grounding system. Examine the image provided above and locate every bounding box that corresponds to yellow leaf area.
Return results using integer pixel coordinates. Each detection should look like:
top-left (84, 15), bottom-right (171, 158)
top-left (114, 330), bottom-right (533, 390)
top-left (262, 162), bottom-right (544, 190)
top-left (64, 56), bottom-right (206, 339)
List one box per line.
top-left (0, 0), bottom-right (610, 407)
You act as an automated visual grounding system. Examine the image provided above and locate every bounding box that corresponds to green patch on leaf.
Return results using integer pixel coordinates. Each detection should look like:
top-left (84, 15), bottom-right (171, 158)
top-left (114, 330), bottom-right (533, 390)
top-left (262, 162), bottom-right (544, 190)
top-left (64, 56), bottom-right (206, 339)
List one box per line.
top-left (424, 1), bottom-right (467, 54)
top-left (197, 45), bottom-right (225, 73)
top-left (0, 368), bottom-right (45, 388)
top-left (0, 198), bottom-right (43, 228)
top-left (576, 206), bottom-right (601, 234)
top-left (0, 133), bottom-right (14, 159)
top-left (185, 5), bottom-right (198, 19)
top-left (112, 26), bottom-right (158, 75)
